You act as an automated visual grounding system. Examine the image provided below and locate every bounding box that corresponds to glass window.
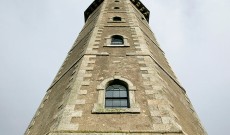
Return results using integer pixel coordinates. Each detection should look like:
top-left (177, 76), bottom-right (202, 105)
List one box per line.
top-left (114, 7), bottom-right (120, 9)
top-left (113, 17), bottom-right (122, 21)
top-left (105, 84), bottom-right (129, 108)
top-left (111, 35), bottom-right (124, 45)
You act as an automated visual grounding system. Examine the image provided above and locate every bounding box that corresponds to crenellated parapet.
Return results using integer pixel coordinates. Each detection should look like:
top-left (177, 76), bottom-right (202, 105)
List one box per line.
top-left (84, 0), bottom-right (150, 22)
top-left (130, 0), bottom-right (150, 22)
top-left (84, 0), bottom-right (104, 22)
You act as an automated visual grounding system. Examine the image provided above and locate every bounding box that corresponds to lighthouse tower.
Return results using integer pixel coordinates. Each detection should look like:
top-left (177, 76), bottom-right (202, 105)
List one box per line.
top-left (25, 0), bottom-right (207, 135)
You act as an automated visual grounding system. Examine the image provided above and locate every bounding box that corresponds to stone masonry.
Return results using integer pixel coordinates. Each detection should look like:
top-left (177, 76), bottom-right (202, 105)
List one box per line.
top-left (25, 0), bottom-right (207, 135)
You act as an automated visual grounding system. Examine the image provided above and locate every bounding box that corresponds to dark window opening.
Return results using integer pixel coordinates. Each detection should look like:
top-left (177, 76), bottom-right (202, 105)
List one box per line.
top-left (115, 0), bottom-right (120, 2)
top-left (114, 7), bottom-right (120, 9)
top-left (111, 35), bottom-right (124, 45)
top-left (113, 17), bottom-right (122, 21)
top-left (105, 80), bottom-right (129, 108)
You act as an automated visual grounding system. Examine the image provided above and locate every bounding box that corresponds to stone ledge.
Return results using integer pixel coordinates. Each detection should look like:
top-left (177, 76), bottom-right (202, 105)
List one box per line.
top-left (92, 103), bottom-right (140, 114)
top-left (48, 130), bottom-right (184, 135)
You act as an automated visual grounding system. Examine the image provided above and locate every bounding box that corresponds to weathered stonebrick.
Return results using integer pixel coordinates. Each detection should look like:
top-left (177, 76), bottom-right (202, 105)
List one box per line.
top-left (25, 0), bottom-right (207, 135)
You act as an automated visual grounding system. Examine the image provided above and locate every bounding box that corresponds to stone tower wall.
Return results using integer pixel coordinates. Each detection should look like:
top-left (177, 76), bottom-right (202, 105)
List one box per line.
top-left (25, 0), bottom-right (207, 135)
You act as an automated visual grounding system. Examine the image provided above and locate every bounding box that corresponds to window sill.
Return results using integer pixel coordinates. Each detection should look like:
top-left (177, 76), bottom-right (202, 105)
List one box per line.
top-left (103, 44), bottom-right (130, 47)
top-left (107, 21), bottom-right (126, 23)
top-left (92, 103), bottom-right (141, 114)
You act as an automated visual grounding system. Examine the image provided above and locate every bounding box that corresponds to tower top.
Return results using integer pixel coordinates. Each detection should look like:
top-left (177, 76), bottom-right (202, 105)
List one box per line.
top-left (84, 0), bottom-right (150, 22)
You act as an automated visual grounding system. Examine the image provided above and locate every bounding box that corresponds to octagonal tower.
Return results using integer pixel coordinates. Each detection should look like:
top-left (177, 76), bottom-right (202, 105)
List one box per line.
top-left (25, 0), bottom-right (207, 135)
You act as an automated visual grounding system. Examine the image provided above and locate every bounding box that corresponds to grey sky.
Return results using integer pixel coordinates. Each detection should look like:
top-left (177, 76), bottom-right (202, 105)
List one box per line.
top-left (0, 0), bottom-right (229, 134)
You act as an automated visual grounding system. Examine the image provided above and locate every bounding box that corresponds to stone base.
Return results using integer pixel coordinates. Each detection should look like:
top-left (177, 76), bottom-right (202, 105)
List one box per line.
top-left (48, 131), bottom-right (185, 135)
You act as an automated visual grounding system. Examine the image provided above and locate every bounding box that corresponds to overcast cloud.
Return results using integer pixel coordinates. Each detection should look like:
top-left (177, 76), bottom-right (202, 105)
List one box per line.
top-left (0, 0), bottom-right (229, 135)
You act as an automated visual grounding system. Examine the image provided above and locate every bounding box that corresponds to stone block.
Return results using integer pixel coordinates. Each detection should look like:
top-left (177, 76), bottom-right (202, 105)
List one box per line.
top-left (72, 111), bottom-right (83, 117)
top-left (78, 90), bottom-right (87, 95)
top-left (75, 99), bottom-right (86, 105)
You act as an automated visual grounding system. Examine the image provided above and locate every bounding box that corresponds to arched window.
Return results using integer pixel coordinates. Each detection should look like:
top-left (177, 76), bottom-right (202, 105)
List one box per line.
top-left (92, 76), bottom-right (140, 113)
top-left (114, 7), bottom-right (120, 9)
top-left (111, 35), bottom-right (124, 45)
top-left (113, 16), bottom-right (122, 21)
top-left (105, 81), bottom-right (129, 108)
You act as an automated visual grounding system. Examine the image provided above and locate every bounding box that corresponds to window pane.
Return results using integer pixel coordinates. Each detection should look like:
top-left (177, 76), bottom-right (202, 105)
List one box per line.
top-left (105, 99), bottom-right (113, 107)
top-left (119, 86), bottom-right (126, 91)
top-left (113, 91), bottom-right (120, 97)
top-left (107, 86), bottom-right (113, 90)
top-left (114, 88), bottom-right (119, 91)
top-left (120, 91), bottom-right (127, 97)
top-left (120, 99), bottom-right (128, 107)
top-left (113, 99), bottom-right (120, 107)
top-left (106, 91), bottom-right (113, 98)
top-left (113, 85), bottom-right (120, 89)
